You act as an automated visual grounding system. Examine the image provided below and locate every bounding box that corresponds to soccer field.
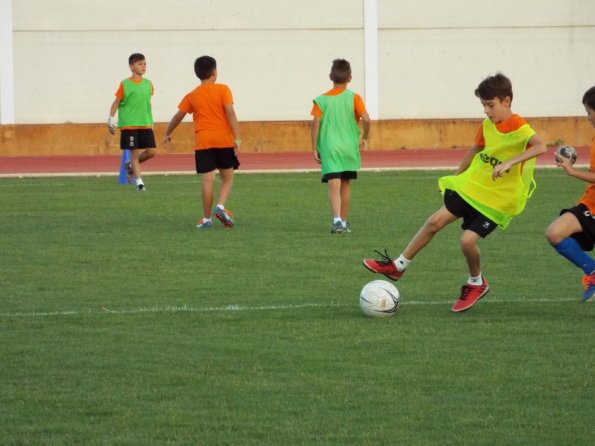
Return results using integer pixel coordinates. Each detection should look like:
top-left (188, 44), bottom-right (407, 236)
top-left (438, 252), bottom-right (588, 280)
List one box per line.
top-left (0, 170), bottom-right (593, 445)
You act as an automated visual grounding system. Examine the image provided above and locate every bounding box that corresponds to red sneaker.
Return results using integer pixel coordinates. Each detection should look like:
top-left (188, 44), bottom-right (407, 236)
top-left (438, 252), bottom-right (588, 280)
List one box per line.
top-left (362, 250), bottom-right (404, 281)
top-left (451, 279), bottom-right (490, 312)
top-left (581, 273), bottom-right (595, 302)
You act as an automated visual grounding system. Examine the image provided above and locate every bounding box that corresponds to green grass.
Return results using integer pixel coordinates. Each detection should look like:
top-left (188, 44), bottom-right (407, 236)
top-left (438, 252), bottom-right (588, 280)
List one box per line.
top-left (0, 170), bottom-right (593, 445)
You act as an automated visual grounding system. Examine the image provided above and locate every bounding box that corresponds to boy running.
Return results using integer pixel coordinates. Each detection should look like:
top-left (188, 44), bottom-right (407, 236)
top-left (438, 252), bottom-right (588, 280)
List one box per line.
top-left (545, 86), bottom-right (595, 302)
top-left (162, 56), bottom-right (240, 228)
top-left (363, 73), bottom-right (547, 312)
top-left (108, 53), bottom-right (156, 191)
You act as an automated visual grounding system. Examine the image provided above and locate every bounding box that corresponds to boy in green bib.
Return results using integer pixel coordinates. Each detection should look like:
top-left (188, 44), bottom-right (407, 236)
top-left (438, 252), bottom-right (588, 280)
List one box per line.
top-left (311, 59), bottom-right (370, 233)
top-left (108, 53), bottom-right (156, 191)
top-left (363, 73), bottom-right (547, 312)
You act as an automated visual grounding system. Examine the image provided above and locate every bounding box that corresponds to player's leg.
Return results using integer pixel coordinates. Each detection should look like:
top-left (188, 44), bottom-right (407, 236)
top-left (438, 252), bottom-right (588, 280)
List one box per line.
top-left (545, 211), bottom-right (582, 245)
top-left (451, 214), bottom-right (495, 312)
top-left (139, 148), bottom-right (156, 164)
top-left (339, 178), bottom-right (351, 222)
top-left (363, 206), bottom-right (458, 280)
top-left (130, 148), bottom-right (142, 184)
top-left (546, 208), bottom-right (595, 301)
top-left (201, 171), bottom-right (216, 218)
top-left (195, 149), bottom-right (218, 226)
top-left (137, 130), bottom-right (157, 165)
top-left (211, 147), bottom-right (238, 227)
top-left (217, 168), bottom-right (234, 206)
top-left (402, 206), bottom-right (458, 260)
top-left (327, 178), bottom-right (343, 233)
top-left (460, 229), bottom-right (482, 278)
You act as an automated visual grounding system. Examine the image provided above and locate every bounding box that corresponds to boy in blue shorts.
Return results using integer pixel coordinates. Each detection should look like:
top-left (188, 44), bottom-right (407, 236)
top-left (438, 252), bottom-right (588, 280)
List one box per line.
top-left (108, 53), bottom-right (156, 191)
top-left (545, 86), bottom-right (595, 302)
top-left (363, 73), bottom-right (547, 312)
top-left (311, 58), bottom-right (371, 233)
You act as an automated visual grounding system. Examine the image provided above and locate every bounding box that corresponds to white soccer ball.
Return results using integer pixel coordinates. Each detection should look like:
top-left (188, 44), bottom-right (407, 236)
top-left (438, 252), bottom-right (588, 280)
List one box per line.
top-left (359, 280), bottom-right (400, 318)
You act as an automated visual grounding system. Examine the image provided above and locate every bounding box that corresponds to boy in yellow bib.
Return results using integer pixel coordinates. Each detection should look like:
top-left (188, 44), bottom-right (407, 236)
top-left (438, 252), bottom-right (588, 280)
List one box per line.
top-left (363, 74), bottom-right (547, 312)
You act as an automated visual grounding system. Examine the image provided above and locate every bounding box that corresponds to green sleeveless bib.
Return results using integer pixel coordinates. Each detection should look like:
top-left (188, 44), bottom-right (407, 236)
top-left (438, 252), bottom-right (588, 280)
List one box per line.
top-left (118, 78), bottom-right (153, 127)
top-left (314, 90), bottom-right (361, 175)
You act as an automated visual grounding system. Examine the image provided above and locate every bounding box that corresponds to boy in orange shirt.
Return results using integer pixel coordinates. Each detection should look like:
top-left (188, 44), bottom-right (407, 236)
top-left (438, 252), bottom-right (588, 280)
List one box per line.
top-left (108, 53), bottom-right (156, 191)
top-left (163, 56), bottom-right (241, 228)
top-left (545, 86), bottom-right (595, 302)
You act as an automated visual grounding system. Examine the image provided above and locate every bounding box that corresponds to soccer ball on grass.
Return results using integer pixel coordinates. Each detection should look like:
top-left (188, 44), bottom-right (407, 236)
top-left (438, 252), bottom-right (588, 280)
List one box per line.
top-left (359, 280), bottom-right (400, 318)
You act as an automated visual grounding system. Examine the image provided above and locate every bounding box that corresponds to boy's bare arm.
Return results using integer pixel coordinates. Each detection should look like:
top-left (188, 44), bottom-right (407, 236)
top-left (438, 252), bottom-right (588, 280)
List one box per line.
top-left (108, 98), bottom-right (121, 134)
top-left (456, 145), bottom-right (483, 175)
top-left (557, 154), bottom-right (595, 183)
top-left (162, 110), bottom-right (186, 146)
top-left (492, 134), bottom-right (548, 179)
top-left (360, 112), bottom-right (371, 149)
top-left (311, 116), bottom-right (321, 162)
top-left (224, 104), bottom-right (241, 150)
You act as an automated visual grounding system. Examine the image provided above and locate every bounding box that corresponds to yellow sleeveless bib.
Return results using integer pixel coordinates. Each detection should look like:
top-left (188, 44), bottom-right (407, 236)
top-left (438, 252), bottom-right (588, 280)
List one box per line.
top-left (439, 119), bottom-right (535, 229)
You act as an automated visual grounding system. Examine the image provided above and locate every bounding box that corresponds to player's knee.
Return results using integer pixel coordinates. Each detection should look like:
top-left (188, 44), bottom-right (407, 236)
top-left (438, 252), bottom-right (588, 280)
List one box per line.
top-left (544, 223), bottom-right (562, 245)
top-left (459, 232), bottom-right (478, 252)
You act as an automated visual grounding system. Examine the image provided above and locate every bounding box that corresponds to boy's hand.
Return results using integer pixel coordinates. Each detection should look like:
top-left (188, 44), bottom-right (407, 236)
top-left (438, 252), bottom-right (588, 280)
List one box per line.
top-left (359, 139), bottom-right (369, 150)
top-left (555, 153), bottom-right (575, 174)
top-left (492, 160), bottom-right (513, 180)
top-left (314, 150), bottom-right (321, 164)
top-left (162, 135), bottom-right (172, 147)
top-left (108, 116), bottom-right (117, 135)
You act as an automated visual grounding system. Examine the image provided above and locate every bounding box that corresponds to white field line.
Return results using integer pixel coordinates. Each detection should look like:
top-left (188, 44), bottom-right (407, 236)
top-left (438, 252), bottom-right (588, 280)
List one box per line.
top-left (0, 163), bottom-right (586, 179)
top-left (0, 297), bottom-right (579, 318)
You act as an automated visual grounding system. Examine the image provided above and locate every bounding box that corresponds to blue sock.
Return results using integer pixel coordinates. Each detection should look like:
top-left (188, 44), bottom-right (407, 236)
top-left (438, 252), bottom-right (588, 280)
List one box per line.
top-left (553, 237), bottom-right (595, 275)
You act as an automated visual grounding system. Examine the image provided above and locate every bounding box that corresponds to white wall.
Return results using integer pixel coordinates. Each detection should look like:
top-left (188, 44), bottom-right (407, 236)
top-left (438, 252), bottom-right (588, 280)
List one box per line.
top-left (5, 0), bottom-right (595, 124)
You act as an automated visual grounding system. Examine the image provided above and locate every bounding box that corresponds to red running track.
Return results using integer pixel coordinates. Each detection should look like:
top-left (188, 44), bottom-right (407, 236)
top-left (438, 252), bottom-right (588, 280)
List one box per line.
top-left (0, 147), bottom-right (588, 176)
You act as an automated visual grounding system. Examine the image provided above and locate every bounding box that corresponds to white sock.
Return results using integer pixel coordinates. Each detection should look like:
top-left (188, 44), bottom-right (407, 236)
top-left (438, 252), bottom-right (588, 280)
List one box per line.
top-left (136, 178), bottom-right (144, 186)
top-left (468, 274), bottom-right (483, 286)
top-left (216, 204), bottom-right (225, 210)
top-left (341, 220), bottom-right (347, 228)
top-left (395, 254), bottom-right (410, 272)
top-left (333, 216), bottom-right (341, 224)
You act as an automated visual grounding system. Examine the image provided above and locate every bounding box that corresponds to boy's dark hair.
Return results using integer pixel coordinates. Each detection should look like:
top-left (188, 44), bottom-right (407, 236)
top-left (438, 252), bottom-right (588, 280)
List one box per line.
top-left (474, 73), bottom-right (513, 101)
top-left (128, 53), bottom-right (145, 65)
top-left (330, 59), bottom-right (351, 84)
top-left (194, 56), bottom-right (217, 80)
top-left (582, 86), bottom-right (595, 110)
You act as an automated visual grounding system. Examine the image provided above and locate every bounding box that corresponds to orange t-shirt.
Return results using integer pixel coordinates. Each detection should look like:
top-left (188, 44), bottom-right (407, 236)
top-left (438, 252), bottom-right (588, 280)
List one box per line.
top-left (115, 78), bottom-right (154, 130)
top-left (178, 83), bottom-right (235, 150)
top-left (474, 114), bottom-right (528, 147)
top-left (578, 137), bottom-right (595, 212)
top-left (310, 87), bottom-right (367, 120)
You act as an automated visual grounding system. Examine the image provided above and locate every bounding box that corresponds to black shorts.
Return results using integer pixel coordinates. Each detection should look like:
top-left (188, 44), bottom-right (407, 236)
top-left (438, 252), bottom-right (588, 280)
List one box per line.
top-left (560, 204), bottom-right (595, 251)
top-left (444, 189), bottom-right (497, 238)
top-left (120, 129), bottom-right (156, 150)
top-left (321, 171), bottom-right (357, 183)
top-left (195, 148), bottom-right (240, 174)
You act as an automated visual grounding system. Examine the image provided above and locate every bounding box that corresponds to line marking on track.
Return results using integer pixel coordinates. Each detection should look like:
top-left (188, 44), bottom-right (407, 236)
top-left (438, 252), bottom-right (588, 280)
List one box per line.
top-left (0, 164), bottom-right (584, 179)
top-left (0, 297), bottom-right (579, 318)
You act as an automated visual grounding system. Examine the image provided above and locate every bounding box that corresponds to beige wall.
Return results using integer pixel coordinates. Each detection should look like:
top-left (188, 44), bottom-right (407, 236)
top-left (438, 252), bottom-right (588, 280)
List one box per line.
top-left (1, 0), bottom-right (594, 156)
top-left (6, 0), bottom-right (595, 125)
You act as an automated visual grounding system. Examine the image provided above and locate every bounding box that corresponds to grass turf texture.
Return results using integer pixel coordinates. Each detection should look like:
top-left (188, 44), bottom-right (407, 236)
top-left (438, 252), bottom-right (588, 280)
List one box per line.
top-left (0, 170), bottom-right (593, 445)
